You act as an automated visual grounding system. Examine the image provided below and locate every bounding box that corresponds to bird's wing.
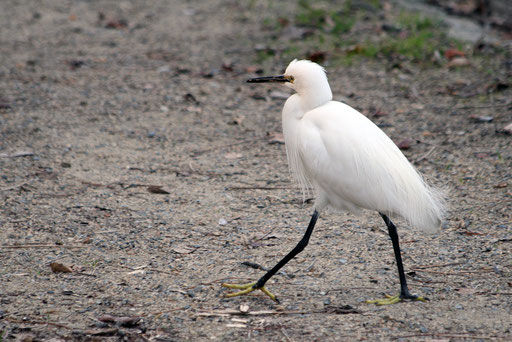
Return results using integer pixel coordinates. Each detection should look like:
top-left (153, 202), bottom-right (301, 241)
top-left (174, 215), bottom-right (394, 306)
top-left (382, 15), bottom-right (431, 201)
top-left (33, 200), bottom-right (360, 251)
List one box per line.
top-left (298, 101), bottom-right (444, 231)
top-left (298, 101), bottom-right (412, 211)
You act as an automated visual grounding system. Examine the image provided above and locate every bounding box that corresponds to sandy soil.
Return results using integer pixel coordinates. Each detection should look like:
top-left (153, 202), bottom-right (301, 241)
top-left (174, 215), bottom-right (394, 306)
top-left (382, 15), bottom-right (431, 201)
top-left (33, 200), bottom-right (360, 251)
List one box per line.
top-left (1, 0), bottom-right (511, 341)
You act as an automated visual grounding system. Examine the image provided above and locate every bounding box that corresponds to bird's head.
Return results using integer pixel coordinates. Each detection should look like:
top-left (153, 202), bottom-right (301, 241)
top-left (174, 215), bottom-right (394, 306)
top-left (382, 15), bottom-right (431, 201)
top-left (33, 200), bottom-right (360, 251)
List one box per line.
top-left (247, 59), bottom-right (332, 109)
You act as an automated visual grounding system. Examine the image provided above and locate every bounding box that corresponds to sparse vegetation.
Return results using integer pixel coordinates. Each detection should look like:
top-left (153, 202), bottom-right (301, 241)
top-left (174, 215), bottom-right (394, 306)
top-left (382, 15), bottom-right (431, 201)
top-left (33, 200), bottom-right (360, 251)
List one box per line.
top-left (295, 0), bottom-right (355, 33)
top-left (260, 1), bottom-right (468, 66)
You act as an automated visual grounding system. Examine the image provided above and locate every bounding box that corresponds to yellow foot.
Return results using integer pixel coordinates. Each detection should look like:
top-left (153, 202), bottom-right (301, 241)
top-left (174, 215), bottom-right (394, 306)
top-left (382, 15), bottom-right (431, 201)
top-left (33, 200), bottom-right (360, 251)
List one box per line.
top-left (221, 282), bottom-right (279, 303)
top-left (365, 293), bottom-right (428, 305)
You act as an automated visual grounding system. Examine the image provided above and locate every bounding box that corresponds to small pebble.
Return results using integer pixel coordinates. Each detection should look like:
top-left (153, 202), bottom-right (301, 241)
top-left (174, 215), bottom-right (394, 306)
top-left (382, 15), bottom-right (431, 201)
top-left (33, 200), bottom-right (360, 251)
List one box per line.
top-left (157, 65), bottom-right (170, 73)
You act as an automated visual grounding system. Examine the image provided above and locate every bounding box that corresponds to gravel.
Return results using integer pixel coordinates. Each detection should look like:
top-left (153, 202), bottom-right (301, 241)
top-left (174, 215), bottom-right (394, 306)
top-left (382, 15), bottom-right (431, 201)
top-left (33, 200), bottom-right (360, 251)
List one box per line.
top-left (0, 0), bottom-right (511, 341)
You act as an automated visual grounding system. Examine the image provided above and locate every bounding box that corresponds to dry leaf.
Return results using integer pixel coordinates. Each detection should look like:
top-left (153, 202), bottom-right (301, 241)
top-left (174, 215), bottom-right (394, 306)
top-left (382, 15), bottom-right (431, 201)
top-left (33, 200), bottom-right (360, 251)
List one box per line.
top-left (469, 115), bottom-right (493, 123)
top-left (0, 98), bottom-right (12, 111)
top-left (462, 231), bottom-right (485, 236)
top-left (494, 182), bottom-right (508, 189)
top-left (444, 48), bottom-right (465, 60)
top-left (172, 246), bottom-right (195, 254)
top-left (222, 61), bottom-right (234, 72)
top-left (308, 51), bottom-right (326, 63)
top-left (397, 138), bottom-right (413, 150)
top-left (0, 151), bottom-right (34, 158)
top-left (84, 328), bottom-right (118, 336)
top-left (372, 108), bottom-right (388, 117)
top-left (127, 270), bottom-right (145, 275)
top-left (456, 288), bottom-right (477, 295)
top-left (104, 19), bottom-right (128, 29)
top-left (251, 93), bottom-right (266, 100)
top-left (324, 305), bottom-right (361, 315)
top-left (98, 315), bottom-right (141, 327)
top-left (224, 152), bottom-right (243, 160)
top-left (147, 185), bottom-right (170, 194)
top-left (267, 132), bottom-right (285, 144)
top-left (448, 57), bottom-right (470, 68)
top-left (50, 262), bottom-right (72, 273)
top-left (228, 116), bottom-right (244, 125)
top-left (184, 93), bottom-right (199, 104)
top-left (502, 123), bottom-right (512, 134)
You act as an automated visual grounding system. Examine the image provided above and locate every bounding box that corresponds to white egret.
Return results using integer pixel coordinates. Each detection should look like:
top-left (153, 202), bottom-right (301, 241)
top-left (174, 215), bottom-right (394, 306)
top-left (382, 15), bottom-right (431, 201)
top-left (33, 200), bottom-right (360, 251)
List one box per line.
top-left (222, 59), bottom-right (445, 305)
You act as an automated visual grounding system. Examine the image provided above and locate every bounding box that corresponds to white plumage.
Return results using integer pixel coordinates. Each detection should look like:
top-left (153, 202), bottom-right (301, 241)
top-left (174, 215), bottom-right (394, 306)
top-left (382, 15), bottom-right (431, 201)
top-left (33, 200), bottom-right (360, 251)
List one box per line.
top-left (222, 59), bottom-right (446, 304)
top-left (282, 59), bottom-right (445, 232)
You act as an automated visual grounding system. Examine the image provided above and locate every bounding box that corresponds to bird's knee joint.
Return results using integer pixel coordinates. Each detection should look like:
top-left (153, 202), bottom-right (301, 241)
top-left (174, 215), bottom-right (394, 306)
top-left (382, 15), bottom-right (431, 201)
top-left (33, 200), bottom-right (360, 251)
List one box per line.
top-left (297, 239), bottom-right (309, 251)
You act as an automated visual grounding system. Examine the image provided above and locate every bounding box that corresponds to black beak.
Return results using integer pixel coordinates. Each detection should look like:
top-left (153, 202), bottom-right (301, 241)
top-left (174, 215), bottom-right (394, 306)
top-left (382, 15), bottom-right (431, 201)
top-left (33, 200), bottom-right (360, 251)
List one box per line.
top-left (247, 75), bottom-right (289, 83)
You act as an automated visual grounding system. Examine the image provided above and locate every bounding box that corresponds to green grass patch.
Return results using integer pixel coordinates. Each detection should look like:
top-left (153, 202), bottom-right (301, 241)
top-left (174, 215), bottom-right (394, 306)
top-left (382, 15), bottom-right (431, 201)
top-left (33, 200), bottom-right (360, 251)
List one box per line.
top-left (256, 1), bottom-right (464, 67)
top-left (295, 0), bottom-right (355, 33)
top-left (256, 48), bottom-right (276, 63)
top-left (381, 30), bottom-right (437, 60)
top-left (342, 11), bottom-right (459, 64)
top-left (397, 12), bottom-right (434, 31)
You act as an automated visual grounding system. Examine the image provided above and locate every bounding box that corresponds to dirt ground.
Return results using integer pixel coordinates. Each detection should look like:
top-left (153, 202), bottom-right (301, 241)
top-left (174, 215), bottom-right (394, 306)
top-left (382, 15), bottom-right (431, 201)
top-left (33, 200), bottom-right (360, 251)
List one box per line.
top-left (1, 0), bottom-right (511, 341)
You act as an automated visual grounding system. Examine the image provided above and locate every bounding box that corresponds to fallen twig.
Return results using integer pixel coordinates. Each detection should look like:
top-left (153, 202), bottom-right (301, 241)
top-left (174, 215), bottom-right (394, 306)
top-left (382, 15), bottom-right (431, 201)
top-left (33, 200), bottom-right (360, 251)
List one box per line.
top-left (414, 269), bottom-right (491, 276)
top-left (414, 145), bottom-right (436, 164)
top-left (152, 306), bottom-right (190, 316)
top-left (493, 238), bottom-right (512, 243)
top-left (241, 261), bottom-right (266, 271)
top-left (412, 262), bottom-right (465, 269)
top-left (0, 244), bottom-right (85, 249)
top-left (325, 286), bottom-right (378, 294)
top-left (200, 277), bottom-right (254, 286)
top-left (6, 317), bottom-right (72, 330)
top-left (0, 179), bottom-right (35, 192)
top-left (281, 328), bottom-right (293, 342)
top-left (0, 151), bottom-right (34, 158)
top-left (195, 306), bottom-right (364, 317)
top-left (191, 138), bottom-right (262, 157)
top-left (226, 186), bottom-right (290, 191)
top-left (118, 264), bottom-right (178, 275)
top-left (392, 332), bottom-right (497, 340)
top-left (449, 100), bottom-right (512, 111)
top-left (79, 179), bottom-right (116, 189)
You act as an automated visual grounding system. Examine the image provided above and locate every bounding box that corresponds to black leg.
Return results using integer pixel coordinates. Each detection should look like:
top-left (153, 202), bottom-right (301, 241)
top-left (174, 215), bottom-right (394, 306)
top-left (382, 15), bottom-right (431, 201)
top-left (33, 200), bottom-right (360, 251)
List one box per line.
top-left (380, 213), bottom-right (426, 300)
top-left (254, 210), bottom-right (319, 290)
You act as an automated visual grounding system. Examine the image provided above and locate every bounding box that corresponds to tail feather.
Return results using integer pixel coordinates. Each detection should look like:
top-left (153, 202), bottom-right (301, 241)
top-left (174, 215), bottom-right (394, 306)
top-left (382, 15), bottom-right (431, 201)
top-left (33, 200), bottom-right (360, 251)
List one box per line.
top-left (400, 176), bottom-right (446, 233)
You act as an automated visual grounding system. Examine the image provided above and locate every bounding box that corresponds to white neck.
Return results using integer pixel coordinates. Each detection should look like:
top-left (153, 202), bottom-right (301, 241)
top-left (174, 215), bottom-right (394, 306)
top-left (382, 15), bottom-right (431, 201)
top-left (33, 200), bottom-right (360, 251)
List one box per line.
top-left (291, 74), bottom-right (333, 112)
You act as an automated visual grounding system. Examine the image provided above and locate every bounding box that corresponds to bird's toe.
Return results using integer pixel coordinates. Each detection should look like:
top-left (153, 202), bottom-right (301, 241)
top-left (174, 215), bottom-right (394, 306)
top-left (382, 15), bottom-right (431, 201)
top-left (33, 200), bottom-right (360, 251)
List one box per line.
top-left (221, 282), bottom-right (279, 302)
top-left (365, 294), bottom-right (401, 305)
